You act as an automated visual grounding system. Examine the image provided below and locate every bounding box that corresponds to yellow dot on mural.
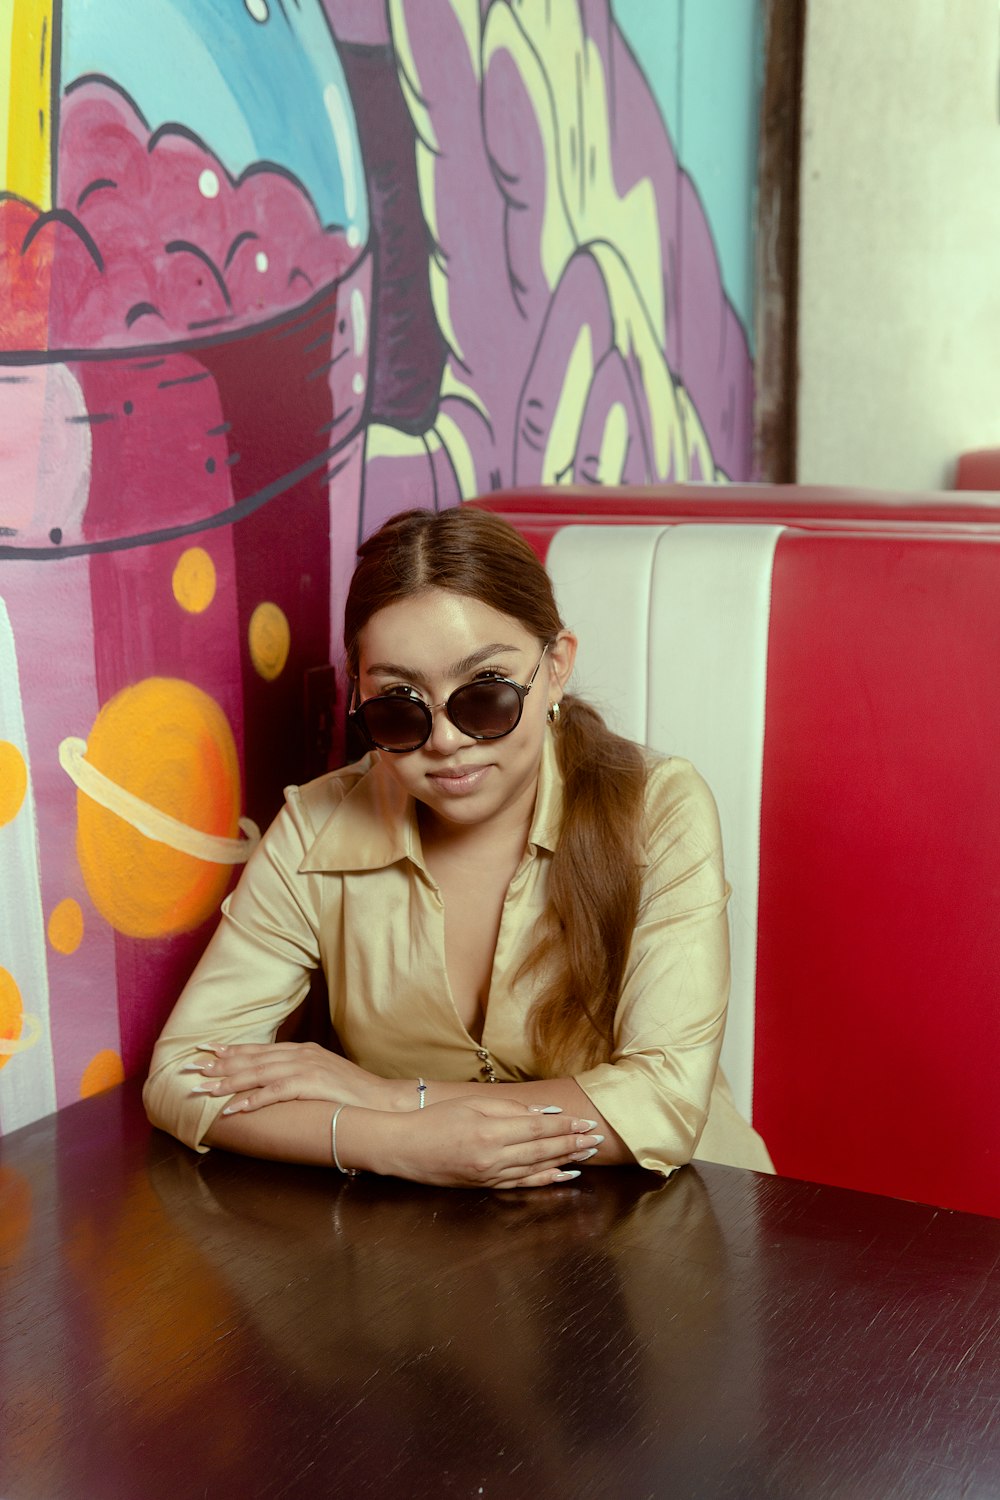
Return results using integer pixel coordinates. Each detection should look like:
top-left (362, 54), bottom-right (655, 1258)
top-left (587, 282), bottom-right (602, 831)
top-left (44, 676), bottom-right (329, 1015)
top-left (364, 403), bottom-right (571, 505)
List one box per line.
top-left (0, 741), bottom-right (28, 826)
top-left (248, 601), bottom-right (290, 681)
top-left (0, 967), bottom-right (23, 1074)
top-left (75, 677), bottom-right (241, 939)
top-left (79, 1049), bottom-right (125, 1099)
top-left (48, 897), bottom-right (84, 954)
top-left (172, 546), bottom-right (217, 614)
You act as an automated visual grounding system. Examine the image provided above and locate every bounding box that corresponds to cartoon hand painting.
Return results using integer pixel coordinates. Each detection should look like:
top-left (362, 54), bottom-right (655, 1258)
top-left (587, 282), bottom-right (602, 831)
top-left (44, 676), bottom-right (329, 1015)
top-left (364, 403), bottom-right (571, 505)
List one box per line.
top-left (361, 0), bottom-right (752, 531)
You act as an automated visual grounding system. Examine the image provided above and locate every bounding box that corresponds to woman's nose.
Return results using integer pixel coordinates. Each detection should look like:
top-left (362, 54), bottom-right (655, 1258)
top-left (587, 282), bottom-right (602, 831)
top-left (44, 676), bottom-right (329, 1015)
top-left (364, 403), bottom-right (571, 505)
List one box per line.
top-left (426, 699), bottom-right (472, 754)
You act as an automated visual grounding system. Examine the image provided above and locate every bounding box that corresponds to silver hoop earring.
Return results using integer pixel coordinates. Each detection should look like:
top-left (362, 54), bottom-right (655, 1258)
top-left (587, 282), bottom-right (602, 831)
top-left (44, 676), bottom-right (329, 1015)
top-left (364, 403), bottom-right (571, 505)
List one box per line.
top-left (547, 701), bottom-right (561, 726)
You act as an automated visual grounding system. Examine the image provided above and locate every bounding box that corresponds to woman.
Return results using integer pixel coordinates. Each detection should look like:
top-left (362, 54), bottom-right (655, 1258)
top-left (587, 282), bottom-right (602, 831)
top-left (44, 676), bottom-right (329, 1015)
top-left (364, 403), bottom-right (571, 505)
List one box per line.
top-left (144, 506), bottom-right (772, 1187)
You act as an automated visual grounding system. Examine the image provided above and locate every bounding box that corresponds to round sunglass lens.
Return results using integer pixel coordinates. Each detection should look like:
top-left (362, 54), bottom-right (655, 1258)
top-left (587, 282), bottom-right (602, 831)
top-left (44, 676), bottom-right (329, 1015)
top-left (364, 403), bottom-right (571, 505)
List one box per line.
top-left (361, 696), bottom-right (430, 750)
top-left (449, 681), bottom-right (522, 738)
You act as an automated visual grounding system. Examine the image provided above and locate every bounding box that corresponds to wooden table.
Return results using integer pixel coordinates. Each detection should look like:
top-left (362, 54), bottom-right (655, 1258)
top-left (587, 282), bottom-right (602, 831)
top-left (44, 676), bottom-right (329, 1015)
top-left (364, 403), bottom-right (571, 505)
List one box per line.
top-left (2, 1081), bottom-right (998, 1499)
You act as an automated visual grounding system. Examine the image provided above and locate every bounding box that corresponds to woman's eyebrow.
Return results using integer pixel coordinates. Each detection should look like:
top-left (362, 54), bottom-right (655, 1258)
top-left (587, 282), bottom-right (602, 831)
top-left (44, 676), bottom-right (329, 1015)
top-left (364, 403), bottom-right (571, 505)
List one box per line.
top-left (366, 643), bottom-right (522, 682)
top-left (452, 642), bottom-right (522, 675)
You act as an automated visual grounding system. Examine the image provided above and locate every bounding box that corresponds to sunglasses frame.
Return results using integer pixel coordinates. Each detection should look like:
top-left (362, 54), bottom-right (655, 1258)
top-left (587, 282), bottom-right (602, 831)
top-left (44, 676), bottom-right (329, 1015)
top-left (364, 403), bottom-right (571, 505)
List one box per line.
top-left (350, 645), bottom-right (550, 753)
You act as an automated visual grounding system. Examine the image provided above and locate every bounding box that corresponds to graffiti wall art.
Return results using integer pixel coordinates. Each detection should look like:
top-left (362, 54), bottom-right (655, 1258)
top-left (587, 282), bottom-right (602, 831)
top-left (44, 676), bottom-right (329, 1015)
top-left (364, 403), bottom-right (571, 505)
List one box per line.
top-left (0, 0), bottom-right (759, 1133)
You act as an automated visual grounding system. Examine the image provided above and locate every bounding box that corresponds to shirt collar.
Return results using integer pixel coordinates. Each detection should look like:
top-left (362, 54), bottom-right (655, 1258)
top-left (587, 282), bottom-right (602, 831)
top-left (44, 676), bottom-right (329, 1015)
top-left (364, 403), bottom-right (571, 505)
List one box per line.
top-left (299, 731), bottom-right (564, 874)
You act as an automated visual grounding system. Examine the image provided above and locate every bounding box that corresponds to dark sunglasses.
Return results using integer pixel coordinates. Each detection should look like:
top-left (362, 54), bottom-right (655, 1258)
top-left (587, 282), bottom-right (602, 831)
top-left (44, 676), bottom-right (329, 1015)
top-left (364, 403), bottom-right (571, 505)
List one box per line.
top-left (350, 646), bottom-right (549, 753)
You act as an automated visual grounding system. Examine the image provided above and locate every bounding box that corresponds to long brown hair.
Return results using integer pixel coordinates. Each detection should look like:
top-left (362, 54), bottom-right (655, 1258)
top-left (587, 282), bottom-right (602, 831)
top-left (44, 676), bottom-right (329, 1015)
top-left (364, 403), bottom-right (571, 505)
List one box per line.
top-left (344, 506), bottom-right (648, 1070)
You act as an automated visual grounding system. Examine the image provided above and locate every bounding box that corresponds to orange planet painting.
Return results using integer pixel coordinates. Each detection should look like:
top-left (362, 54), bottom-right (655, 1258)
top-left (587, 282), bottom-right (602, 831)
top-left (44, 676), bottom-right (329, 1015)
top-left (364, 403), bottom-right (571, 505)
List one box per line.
top-left (0, 967), bottom-right (23, 1073)
top-left (71, 677), bottom-right (246, 940)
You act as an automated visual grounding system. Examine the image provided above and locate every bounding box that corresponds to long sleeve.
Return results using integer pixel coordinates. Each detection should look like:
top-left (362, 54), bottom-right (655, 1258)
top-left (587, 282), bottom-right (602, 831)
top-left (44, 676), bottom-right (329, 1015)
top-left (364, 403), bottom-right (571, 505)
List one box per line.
top-left (574, 758), bottom-right (769, 1174)
top-left (143, 781), bottom-right (334, 1151)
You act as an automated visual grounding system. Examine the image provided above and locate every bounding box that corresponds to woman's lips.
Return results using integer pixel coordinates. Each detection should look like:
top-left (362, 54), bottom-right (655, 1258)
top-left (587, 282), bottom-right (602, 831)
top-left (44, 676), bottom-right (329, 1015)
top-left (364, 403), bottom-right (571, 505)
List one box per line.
top-left (426, 764), bottom-right (492, 796)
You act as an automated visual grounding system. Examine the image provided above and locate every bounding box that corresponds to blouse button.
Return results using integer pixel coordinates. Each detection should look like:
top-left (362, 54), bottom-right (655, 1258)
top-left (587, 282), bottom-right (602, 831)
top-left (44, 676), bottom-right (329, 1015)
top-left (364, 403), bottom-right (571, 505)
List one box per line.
top-left (476, 1046), bottom-right (499, 1083)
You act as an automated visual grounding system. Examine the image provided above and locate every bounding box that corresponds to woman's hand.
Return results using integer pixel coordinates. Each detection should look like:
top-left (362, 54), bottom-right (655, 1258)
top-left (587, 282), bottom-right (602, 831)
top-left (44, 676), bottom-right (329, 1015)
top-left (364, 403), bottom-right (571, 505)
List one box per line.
top-left (346, 1094), bottom-right (605, 1189)
top-left (186, 1041), bottom-right (394, 1114)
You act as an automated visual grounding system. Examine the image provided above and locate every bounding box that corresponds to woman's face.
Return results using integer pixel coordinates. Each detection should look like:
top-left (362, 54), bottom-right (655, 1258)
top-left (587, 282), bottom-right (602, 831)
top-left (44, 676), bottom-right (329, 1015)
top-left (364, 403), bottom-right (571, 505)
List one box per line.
top-left (355, 588), bottom-right (576, 837)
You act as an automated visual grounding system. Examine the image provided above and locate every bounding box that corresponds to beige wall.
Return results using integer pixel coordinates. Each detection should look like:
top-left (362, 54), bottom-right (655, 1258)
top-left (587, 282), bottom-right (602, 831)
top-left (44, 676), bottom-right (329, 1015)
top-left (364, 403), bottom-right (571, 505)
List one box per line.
top-left (797, 0), bottom-right (1000, 489)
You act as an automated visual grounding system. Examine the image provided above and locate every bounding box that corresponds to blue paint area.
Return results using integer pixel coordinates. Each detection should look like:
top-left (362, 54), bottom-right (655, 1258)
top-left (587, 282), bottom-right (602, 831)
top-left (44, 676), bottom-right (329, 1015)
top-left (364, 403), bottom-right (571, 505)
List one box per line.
top-left (61, 0), bottom-right (368, 241)
top-left (613, 0), bottom-right (682, 144)
top-left (613, 0), bottom-right (762, 338)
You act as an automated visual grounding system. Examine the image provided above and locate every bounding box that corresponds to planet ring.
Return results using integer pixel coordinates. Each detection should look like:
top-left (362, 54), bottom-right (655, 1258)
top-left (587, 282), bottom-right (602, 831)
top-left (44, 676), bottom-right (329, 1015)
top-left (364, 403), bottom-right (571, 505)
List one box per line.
top-left (58, 737), bottom-right (261, 865)
top-left (0, 1014), bottom-right (42, 1055)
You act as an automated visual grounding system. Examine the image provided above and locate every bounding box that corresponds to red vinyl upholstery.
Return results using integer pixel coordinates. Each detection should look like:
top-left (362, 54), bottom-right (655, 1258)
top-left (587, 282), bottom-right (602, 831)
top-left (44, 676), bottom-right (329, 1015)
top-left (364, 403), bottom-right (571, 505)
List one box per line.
top-left (471, 483), bottom-right (1000, 559)
top-left (472, 488), bottom-right (1000, 1218)
top-left (955, 449), bottom-right (1000, 490)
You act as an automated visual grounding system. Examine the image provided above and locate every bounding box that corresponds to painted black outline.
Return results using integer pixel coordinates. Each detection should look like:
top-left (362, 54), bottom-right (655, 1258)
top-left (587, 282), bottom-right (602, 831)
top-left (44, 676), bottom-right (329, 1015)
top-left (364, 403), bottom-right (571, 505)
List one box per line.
top-left (164, 239), bottom-right (233, 309)
top-left (0, 265), bottom-right (343, 366)
top-left (64, 72), bottom-right (151, 128)
top-left (224, 229), bottom-right (260, 268)
top-left (50, 0), bottom-right (64, 206)
top-left (76, 177), bottom-right (118, 208)
top-left (125, 301), bottom-right (164, 330)
top-left (21, 208), bottom-right (104, 271)
top-left (0, 439), bottom-right (342, 562)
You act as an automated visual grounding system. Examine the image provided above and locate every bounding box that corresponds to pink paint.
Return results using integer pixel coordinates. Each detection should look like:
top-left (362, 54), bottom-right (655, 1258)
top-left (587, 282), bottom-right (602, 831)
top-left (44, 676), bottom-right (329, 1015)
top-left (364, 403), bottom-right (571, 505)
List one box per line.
top-left (0, 78), bottom-right (370, 1081)
top-left (45, 80), bottom-right (354, 349)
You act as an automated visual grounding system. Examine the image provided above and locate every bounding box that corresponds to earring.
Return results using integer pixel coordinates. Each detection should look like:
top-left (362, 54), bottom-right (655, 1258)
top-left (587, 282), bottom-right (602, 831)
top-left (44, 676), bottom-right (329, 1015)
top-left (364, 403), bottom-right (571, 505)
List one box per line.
top-left (547, 701), bottom-right (561, 726)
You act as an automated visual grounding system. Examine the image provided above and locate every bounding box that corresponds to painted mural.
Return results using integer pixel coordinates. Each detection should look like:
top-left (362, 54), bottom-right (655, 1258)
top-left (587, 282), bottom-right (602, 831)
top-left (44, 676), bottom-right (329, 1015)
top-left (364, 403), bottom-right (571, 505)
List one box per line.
top-left (0, 0), bottom-right (759, 1134)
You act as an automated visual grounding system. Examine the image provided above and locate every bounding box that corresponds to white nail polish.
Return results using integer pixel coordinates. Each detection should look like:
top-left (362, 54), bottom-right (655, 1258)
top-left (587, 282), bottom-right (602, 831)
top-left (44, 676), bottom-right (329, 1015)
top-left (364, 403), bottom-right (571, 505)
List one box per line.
top-left (573, 1147), bottom-right (598, 1161)
top-left (540, 1106), bottom-right (563, 1114)
top-left (554, 1170), bottom-right (581, 1182)
top-left (577, 1119), bottom-right (598, 1130)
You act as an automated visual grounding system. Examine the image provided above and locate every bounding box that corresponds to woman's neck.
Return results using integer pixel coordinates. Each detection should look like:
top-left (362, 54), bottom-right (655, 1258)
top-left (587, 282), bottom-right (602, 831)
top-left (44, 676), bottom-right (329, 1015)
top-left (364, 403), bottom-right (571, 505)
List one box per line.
top-left (416, 790), bottom-right (535, 866)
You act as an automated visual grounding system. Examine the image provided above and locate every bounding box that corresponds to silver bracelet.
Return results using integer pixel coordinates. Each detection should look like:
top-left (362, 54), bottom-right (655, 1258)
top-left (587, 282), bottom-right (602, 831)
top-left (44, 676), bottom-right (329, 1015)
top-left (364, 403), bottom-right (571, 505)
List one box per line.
top-left (331, 1103), bottom-right (359, 1176)
top-left (417, 1077), bottom-right (427, 1109)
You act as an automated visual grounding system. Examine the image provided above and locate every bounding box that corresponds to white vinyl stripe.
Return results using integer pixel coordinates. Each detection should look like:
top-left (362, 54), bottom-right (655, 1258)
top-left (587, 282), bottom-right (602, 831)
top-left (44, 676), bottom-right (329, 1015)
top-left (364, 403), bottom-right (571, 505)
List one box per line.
top-left (0, 598), bottom-right (57, 1134)
top-left (546, 525), bottom-right (668, 744)
top-left (646, 525), bottom-right (782, 1120)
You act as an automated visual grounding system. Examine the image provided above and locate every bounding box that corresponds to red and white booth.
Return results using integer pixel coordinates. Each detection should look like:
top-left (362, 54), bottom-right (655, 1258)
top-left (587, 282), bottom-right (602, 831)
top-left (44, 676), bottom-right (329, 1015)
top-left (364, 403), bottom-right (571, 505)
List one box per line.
top-left (473, 488), bottom-right (1000, 1219)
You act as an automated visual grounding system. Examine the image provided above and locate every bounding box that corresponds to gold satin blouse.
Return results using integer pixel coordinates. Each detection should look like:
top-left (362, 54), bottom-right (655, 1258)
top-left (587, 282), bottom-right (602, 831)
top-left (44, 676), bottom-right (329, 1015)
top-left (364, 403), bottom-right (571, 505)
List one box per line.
top-left (144, 734), bottom-right (772, 1175)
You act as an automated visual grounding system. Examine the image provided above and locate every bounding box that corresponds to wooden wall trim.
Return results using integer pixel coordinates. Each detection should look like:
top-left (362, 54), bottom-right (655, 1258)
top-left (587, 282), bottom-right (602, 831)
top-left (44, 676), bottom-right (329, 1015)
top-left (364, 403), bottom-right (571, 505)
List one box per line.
top-left (754, 0), bottom-right (806, 482)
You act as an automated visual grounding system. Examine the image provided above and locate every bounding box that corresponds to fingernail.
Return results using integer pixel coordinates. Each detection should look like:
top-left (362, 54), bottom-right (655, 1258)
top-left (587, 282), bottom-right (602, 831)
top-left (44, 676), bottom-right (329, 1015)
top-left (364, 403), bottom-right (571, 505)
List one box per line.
top-left (195, 1044), bottom-right (223, 1054)
top-left (221, 1099), bottom-right (246, 1114)
top-left (554, 1170), bottom-right (581, 1182)
top-left (539, 1105), bottom-right (563, 1114)
top-left (179, 1065), bottom-right (206, 1074)
top-left (570, 1147), bottom-right (598, 1162)
top-left (572, 1119), bottom-right (598, 1132)
top-left (188, 1083), bottom-right (221, 1095)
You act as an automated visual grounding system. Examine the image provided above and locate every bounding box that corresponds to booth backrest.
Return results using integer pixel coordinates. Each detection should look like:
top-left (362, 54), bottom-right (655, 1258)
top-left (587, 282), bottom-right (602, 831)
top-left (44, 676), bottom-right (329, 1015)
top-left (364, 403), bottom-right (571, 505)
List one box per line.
top-left (472, 492), bottom-right (1000, 1219)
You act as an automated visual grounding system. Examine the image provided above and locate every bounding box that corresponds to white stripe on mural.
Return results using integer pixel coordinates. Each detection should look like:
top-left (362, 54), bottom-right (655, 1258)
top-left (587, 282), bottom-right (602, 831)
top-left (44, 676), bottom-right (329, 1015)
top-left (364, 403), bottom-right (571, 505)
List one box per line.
top-left (646, 525), bottom-right (782, 1120)
top-left (547, 524), bottom-right (667, 745)
top-left (0, 598), bottom-right (57, 1133)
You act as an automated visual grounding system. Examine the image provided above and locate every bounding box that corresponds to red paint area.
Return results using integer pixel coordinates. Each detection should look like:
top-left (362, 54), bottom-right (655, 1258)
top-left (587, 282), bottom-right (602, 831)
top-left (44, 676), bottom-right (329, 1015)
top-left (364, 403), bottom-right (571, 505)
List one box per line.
top-left (0, 198), bottom-right (53, 348)
top-left (753, 533), bottom-right (1000, 1217)
top-left (1, 79), bottom-right (354, 353)
top-left (80, 292), bottom-right (339, 1074)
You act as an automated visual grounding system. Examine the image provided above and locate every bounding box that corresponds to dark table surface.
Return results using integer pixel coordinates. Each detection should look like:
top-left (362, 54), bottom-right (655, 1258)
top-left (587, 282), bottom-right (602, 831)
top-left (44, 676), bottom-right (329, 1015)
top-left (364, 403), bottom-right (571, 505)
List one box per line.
top-left (1, 1080), bottom-right (999, 1500)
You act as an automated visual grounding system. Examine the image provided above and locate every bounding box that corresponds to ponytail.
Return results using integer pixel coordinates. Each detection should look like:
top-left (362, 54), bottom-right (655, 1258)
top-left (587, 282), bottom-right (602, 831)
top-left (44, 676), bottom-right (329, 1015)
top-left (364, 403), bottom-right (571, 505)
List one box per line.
top-left (524, 695), bottom-right (647, 1070)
